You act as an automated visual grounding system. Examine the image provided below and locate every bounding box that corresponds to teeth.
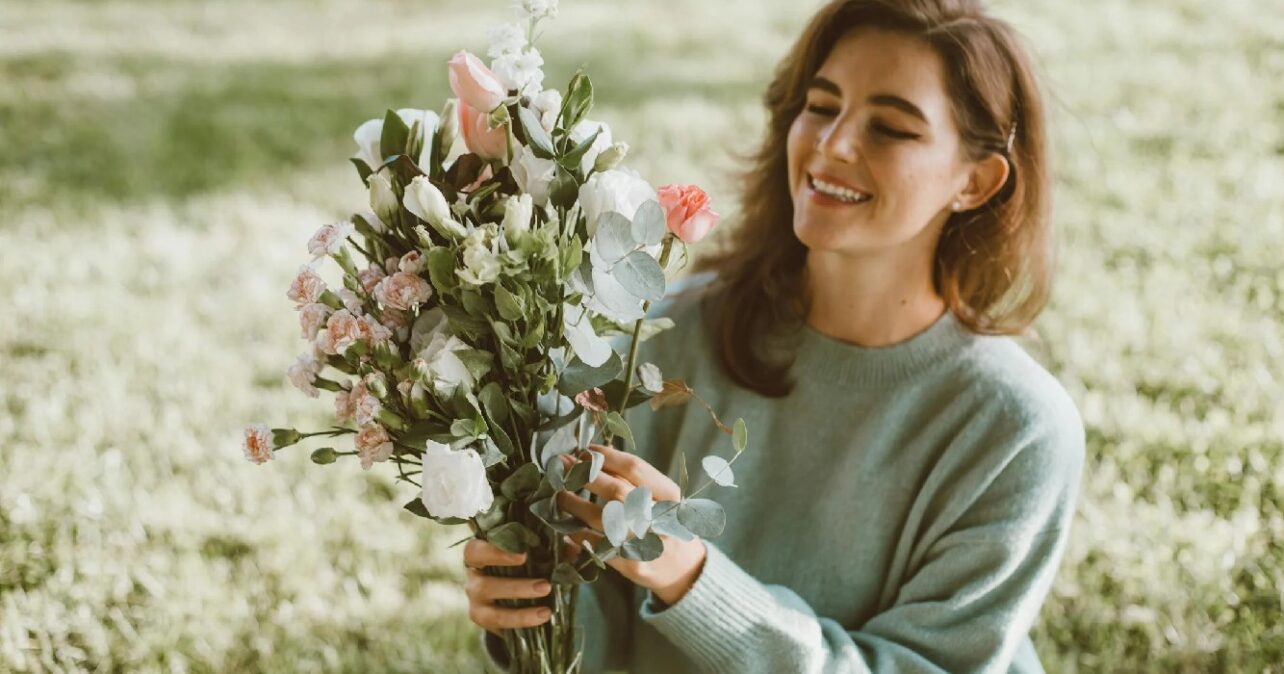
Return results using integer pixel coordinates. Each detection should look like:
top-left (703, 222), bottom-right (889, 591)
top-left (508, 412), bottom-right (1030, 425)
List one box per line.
top-left (810, 175), bottom-right (869, 203)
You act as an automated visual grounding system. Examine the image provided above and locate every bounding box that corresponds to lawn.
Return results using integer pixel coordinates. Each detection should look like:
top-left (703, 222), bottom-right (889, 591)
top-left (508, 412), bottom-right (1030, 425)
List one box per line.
top-left (1, 0), bottom-right (1281, 671)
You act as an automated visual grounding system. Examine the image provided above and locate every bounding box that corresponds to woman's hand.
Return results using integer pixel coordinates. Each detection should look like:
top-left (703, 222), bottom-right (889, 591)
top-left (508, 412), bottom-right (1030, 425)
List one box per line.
top-left (557, 443), bottom-right (708, 607)
top-left (461, 540), bottom-right (554, 636)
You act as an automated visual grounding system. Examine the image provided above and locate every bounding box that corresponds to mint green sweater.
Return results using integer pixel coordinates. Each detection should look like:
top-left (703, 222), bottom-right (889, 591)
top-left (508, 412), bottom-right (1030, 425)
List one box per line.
top-left (482, 272), bottom-right (1085, 673)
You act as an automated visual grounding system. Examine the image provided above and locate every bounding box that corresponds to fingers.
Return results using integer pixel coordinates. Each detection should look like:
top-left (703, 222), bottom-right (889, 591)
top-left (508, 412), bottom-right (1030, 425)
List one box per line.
top-left (464, 568), bottom-right (553, 603)
top-left (469, 602), bottom-right (552, 633)
top-left (557, 490), bottom-right (604, 531)
top-left (585, 443), bottom-right (682, 501)
top-left (463, 539), bottom-right (527, 569)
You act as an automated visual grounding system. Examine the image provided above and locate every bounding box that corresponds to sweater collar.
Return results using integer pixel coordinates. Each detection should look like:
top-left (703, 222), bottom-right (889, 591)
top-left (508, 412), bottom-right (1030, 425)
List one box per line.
top-left (790, 309), bottom-right (974, 387)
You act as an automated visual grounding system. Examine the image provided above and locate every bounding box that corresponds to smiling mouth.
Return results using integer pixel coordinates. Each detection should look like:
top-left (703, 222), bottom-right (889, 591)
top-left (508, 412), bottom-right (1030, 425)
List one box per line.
top-left (806, 174), bottom-right (872, 205)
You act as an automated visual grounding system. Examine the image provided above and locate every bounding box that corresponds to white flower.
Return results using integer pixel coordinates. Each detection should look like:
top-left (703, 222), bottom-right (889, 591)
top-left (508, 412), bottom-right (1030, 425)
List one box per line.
top-left (298, 302), bottom-right (332, 340)
top-left (487, 22), bottom-right (527, 59)
top-left (398, 250), bottom-right (426, 274)
top-left (420, 440), bottom-right (494, 520)
top-left (287, 264), bottom-right (326, 305)
top-left (569, 119), bottom-right (613, 176)
top-left (457, 227), bottom-right (502, 286)
top-left (501, 193), bottom-right (534, 245)
top-left (355, 209), bottom-right (386, 234)
top-left (418, 330), bottom-right (476, 397)
top-left (577, 167), bottom-right (657, 236)
top-left (511, 145), bottom-right (557, 207)
top-left (404, 175), bottom-right (467, 239)
top-left (367, 171), bottom-right (400, 224)
top-left (287, 354), bottom-right (322, 398)
top-left (514, 0), bottom-right (558, 21)
top-left (307, 220), bottom-right (355, 259)
top-left (354, 108), bottom-right (440, 171)
top-left (530, 89), bottom-right (562, 133)
top-left (242, 424), bottom-right (274, 465)
top-left (491, 48), bottom-right (545, 97)
top-left (355, 424), bottom-right (395, 470)
top-left (563, 303), bottom-right (613, 366)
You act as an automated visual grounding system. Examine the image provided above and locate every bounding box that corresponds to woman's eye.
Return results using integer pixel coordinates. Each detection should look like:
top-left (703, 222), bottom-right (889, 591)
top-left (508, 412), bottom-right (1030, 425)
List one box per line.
top-left (805, 104), bottom-right (837, 116)
top-left (872, 122), bottom-right (917, 140)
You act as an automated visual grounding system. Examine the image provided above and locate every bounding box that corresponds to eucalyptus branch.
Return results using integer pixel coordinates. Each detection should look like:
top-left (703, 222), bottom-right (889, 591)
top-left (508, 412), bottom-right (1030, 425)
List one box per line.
top-left (614, 236), bottom-right (675, 413)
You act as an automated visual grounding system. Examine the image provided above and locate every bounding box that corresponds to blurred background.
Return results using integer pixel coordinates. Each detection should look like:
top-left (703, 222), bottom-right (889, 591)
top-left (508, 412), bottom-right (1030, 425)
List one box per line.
top-left (1, 0), bottom-right (1281, 671)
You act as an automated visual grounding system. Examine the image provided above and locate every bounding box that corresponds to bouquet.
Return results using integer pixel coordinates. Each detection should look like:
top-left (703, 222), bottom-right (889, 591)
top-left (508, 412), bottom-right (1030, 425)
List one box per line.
top-left (243, 2), bottom-right (748, 671)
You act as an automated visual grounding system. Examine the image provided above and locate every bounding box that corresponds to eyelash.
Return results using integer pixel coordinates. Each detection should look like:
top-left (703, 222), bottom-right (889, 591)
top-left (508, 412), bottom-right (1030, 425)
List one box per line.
top-left (804, 104), bottom-right (918, 140)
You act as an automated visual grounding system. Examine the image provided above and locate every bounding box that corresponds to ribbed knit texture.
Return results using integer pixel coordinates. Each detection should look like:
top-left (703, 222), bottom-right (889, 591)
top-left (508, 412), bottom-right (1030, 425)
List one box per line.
top-left (482, 272), bottom-right (1085, 673)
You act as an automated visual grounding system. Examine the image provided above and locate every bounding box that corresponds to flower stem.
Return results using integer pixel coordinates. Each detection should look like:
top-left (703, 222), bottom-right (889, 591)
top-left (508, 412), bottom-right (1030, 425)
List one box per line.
top-left (614, 236), bottom-right (674, 413)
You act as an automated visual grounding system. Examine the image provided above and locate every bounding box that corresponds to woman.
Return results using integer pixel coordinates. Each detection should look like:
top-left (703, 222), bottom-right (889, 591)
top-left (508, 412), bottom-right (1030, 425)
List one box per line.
top-left (465, 0), bottom-right (1084, 671)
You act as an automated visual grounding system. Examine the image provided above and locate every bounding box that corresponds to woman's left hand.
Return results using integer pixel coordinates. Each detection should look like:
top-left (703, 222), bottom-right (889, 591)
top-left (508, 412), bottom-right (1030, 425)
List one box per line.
top-left (556, 443), bottom-right (708, 607)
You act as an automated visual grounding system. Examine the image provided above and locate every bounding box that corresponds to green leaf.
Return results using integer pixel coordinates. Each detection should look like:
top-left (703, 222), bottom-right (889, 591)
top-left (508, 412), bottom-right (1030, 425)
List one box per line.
top-left (529, 497), bottom-right (583, 535)
top-left (478, 382), bottom-right (510, 426)
top-left (486, 522), bottom-right (540, 554)
top-left (500, 463), bottom-right (542, 500)
top-left (559, 70), bottom-right (594, 133)
top-left (549, 164), bottom-right (579, 209)
top-left (676, 498), bottom-right (726, 538)
top-left (595, 211), bottom-right (635, 263)
top-left (379, 109), bottom-right (410, 165)
top-left (427, 247), bottom-right (458, 294)
top-left (563, 460), bottom-right (593, 492)
top-left (518, 106), bottom-right (556, 159)
top-left (651, 502), bottom-right (696, 541)
top-left (350, 157), bottom-right (373, 184)
top-left (701, 455), bottom-right (736, 487)
top-left (557, 350), bottom-right (623, 397)
top-left (450, 418), bottom-right (478, 439)
top-left (586, 448), bottom-right (606, 483)
top-left (403, 497), bottom-right (468, 525)
top-left (602, 500), bottom-right (629, 546)
top-left (494, 283), bottom-right (525, 322)
top-left (474, 495), bottom-right (508, 532)
top-left (539, 421), bottom-right (580, 468)
top-left (733, 417), bottom-right (748, 453)
top-left (560, 127), bottom-right (602, 172)
top-left (551, 562), bottom-right (587, 585)
top-left (632, 200), bottom-right (666, 245)
top-left (619, 532), bottom-right (664, 562)
top-left (624, 486), bottom-right (652, 537)
top-left (677, 449), bottom-right (689, 495)
top-left (544, 455), bottom-right (567, 491)
top-left (478, 436), bottom-right (506, 467)
top-left (614, 250), bottom-right (665, 301)
top-left (460, 289), bottom-right (491, 318)
top-left (605, 412), bottom-right (635, 451)
top-left (455, 348), bottom-right (493, 382)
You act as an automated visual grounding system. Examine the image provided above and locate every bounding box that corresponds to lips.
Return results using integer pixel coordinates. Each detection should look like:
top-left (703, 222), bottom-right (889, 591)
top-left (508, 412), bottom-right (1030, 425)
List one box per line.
top-left (807, 171), bottom-right (870, 196)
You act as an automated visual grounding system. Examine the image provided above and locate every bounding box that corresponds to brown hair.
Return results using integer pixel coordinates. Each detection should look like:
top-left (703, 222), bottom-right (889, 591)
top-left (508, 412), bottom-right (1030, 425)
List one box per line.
top-left (693, 0), bottom-right (1054, 397)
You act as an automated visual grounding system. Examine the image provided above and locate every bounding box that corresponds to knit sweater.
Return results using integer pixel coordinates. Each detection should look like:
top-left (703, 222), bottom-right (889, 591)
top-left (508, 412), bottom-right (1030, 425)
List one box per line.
top-left (481, 271), bottom-right (1085, 673)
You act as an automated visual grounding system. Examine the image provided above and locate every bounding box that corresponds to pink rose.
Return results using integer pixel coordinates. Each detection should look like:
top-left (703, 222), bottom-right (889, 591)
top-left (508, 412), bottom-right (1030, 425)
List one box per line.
top-left (357, 265), bottom-right (387, 294)
top-left (242, 424), bottom-right (274, 465)
top-left (374, 271), bottom-right (433, 311)
top-left (458, 99), bottom-right (508, 161)
top-left (298, 302), bottom-right (332, 340)
top-left (355, 424), bottom-right (395, 470)
top-left (656, 184), bottom-right (720, 243)
top-left (287, 265), bottom-right (326, 305)
top-left (448, 50), bottom-right (507, 113)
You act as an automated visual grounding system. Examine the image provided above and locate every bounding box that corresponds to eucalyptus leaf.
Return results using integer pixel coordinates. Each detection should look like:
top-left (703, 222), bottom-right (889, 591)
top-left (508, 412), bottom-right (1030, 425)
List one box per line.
top-left (563, 460), bottom-right (593, 492)
top-left (595, 212), bottom-right (635, 264)
top-left (631, 200), bottom-right (666, 245)
top-left (605, 412), bottom-right (634, 451)
top-left (638, 362), bottom-right (663, 393)
top-left (701, 455), bottom-right (736, 487)
top-left (619, 532), bottom-right (664, 562)
top-left (586, 449), bottom-right (606, 483)
top-left (486, 522), bottom-right (540, 554)
top-left (614, 250), bottom-right (665, 302)
top-left (539, 422), bottom-right (580, 468)
top-left (478, 436), bottom-right (506, 467)
top-left (544, 455), bottom-right (567, 491)
top-left (557, 349), bottom-right (623, 397)
top-left (651, 502), bottom-right (696, 542)
top-left (551, 562), bottom-right (586, 585)
top-left (624, 486), bottom-right (653, 537)
top-left (602, 500), bottom-right (629, 547)
top-left (676, 498), bottom-right (726, 538)
top-left (733, 417), bottom-right (749, 453)
top-left (500, 463), bottom-right (542, 500)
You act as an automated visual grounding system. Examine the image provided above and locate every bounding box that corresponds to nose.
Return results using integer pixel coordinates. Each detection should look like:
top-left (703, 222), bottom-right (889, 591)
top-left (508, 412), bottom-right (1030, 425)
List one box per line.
top-left (816, 115), bottom-right (860, 164)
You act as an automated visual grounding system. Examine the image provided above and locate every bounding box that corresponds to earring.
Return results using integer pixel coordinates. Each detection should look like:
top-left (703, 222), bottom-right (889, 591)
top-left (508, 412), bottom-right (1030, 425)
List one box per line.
top-left (951, 200), bottom-right (963, 212)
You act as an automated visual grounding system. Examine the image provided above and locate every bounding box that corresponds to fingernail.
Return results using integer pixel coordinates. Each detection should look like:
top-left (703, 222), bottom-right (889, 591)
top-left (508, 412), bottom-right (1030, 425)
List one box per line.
top-left (534, 581), bottom-right (551, 593)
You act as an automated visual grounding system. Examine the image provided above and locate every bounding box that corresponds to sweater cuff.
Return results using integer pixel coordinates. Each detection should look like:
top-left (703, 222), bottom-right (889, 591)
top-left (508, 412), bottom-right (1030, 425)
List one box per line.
top-left (478, 629), bottom-right (511, 673)
top-left (638, 540), bottom-right (782, 669)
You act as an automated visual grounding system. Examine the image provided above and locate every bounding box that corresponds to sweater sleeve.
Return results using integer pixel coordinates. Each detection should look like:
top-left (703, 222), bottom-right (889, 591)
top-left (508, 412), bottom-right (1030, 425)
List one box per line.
top-left (638, 409), bottom-right (1085, 674)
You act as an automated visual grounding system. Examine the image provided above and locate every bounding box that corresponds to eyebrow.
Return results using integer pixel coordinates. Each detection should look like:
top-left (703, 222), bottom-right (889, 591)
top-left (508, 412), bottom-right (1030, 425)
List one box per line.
top-left (806, 76), bottom-right (930, 124)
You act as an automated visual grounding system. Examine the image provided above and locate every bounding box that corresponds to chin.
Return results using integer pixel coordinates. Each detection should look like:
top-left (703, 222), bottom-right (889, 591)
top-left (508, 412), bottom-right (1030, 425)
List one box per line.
top-left (792, 209), bottom-right (884, 253)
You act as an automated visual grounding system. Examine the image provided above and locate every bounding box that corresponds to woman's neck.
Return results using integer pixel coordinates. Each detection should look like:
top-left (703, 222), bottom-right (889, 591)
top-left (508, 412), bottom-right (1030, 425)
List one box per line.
top-left (803, 248), bottom-right (946, 348)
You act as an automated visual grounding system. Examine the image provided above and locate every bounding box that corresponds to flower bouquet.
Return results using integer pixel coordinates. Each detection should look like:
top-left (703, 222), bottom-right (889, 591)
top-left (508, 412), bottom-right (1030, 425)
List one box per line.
top-left (242, 2), bottom-right (747, 672)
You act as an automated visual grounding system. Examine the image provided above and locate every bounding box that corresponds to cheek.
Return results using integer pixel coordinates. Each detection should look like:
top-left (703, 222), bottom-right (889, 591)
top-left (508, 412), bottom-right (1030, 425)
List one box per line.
top-left (785, 119), bottom-right (809, 190)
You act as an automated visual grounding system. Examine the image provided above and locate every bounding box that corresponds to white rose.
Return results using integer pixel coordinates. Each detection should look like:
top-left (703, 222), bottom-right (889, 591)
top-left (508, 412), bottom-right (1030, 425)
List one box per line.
top-left (569, 119), bottom-right (613, 176)
top-left (404, 176), bottom-right (467, 240)
top-left (577, 167), bottom-right (657, 237)
top-left (501, 193), bottom-right (534, 246)
top-left (457, 227), bottom-right (501, 286)
top-left (420, 440), bottom-right (494, 520)
top-left (530, 89), bottom-right (562, 133)
top-left (511, 145), bottom-right (557, 207)
top-left (418, 329), bottom-right (476, 397)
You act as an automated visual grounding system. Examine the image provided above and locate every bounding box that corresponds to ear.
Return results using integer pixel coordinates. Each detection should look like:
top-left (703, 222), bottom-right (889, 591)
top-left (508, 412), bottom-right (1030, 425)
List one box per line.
top-left (955, 153), bottom-right (1010, 210)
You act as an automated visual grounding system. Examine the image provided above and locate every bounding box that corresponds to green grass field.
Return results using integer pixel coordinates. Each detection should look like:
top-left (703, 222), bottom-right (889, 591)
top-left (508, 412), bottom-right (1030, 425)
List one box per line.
top-left (2, 0), bottom-right (1281, 671)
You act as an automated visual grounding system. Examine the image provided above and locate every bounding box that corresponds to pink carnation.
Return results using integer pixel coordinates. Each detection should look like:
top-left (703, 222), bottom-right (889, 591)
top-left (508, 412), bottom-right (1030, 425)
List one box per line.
top-left (358, 265), bottom-right (387, 294)
top-left (351, 381), bottom-right (382, 426)
top-left (287, 265), bottom-right (326, 305)
top-left (335, 384), bottom-right (356, 424)
top-left (355, 424), bottom-right (395, 470)
top-left (242, 424), bottom-right (274, 465)
top-left (399, 250), bottom-right (426, 274)
top-left (324, 309), bottom-right (366, 355)
top-left (287, 354), bottom-right (321, 398)
top-left (374, 272), bottom-right (433, 311)
top-left (298, 303), bottom-right (332, 340)
top-left (307, 220), bottom-right (355, 259)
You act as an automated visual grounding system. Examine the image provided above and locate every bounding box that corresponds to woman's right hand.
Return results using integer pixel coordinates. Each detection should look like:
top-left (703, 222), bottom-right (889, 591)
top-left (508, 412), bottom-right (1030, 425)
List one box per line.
top-left (463, 540), bottom-right (554, 635)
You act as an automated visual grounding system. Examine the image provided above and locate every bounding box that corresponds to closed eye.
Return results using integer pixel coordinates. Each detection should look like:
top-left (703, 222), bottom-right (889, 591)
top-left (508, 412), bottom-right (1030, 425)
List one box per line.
top-left (805, 105), bottom-right (919, 141)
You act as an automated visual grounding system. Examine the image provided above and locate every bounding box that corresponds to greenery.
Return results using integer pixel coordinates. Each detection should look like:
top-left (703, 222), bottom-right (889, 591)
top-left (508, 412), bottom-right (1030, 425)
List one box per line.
top-left (1, 0), bottom-right (1280, 671)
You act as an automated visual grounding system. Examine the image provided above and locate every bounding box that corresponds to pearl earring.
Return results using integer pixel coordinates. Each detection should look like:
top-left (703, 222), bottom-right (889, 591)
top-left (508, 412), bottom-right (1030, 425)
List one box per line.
top-left (951, 200), bottom-right (962, 212)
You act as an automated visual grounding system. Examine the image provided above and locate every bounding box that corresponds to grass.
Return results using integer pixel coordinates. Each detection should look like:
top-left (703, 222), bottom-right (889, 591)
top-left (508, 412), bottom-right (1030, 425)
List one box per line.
top-left (1, 0), bottom-right (1281, 671)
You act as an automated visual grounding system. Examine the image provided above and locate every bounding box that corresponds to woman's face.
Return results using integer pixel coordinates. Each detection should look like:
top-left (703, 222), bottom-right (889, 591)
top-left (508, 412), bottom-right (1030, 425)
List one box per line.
top-left (786, 27), bottom-right (974, 255)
